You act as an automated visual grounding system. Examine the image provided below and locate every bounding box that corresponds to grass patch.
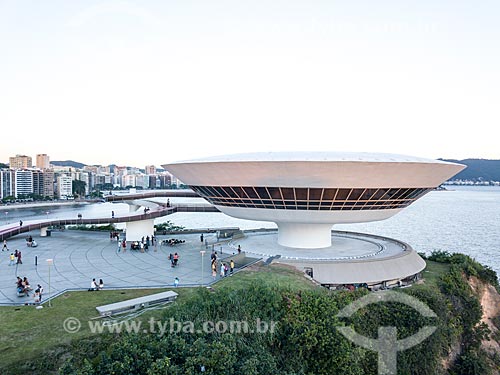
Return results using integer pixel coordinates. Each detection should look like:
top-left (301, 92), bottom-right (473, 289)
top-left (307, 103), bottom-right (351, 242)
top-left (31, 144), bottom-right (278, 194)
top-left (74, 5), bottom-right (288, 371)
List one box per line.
top-left (0, 262), bottom-right (314, 372)
top-left (0, 288), bottom-right (196, 371)
top-left (421, 260), bottom-right (450, 287)
top-left (217, 261), bottom-right (317, 292)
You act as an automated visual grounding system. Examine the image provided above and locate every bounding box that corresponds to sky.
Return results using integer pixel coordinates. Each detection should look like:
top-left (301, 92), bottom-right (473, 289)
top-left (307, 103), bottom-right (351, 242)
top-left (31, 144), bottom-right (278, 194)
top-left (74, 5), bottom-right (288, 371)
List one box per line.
top-left (1, 0), bottom-right (499, 168)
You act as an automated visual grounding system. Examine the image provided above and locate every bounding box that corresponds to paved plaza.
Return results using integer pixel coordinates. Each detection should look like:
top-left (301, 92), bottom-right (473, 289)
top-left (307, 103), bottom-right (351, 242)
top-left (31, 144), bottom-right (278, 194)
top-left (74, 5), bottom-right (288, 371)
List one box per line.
top-left (0, 230), bottom-right (254, 305)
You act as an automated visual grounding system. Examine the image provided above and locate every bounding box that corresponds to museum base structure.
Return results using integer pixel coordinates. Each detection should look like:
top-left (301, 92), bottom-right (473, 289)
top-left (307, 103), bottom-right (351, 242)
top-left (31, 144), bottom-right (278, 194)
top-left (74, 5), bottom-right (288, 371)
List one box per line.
top-left (230, 229), bottom-right (426, 289)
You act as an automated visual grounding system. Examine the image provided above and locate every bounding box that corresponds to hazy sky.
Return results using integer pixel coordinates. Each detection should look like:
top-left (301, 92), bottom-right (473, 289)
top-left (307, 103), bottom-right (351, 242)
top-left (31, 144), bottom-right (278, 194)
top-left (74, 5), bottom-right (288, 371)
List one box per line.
top-left (1, 0), bottom-right (498, 168)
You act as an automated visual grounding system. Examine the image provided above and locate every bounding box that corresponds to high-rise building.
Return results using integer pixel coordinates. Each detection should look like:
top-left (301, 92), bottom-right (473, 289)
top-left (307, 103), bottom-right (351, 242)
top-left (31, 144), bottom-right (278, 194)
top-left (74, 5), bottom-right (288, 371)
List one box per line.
top-left (14, 170), bottom-right (34, 198)
top-left (157, 174), bottom-right (172, 188)
top-left (136, 174), bottom-right (148, 189)
top-left (57, 175), bottom-right (73, 198)
top-left (32, 169), bottom-right (44, 196)
top-left (9, 154), bottom-right (32, 169)
top-left (122, 174), bottom-right (136, 187)
top-left (145, 165), bottom-right (156, 175)
top-left (36, 154), bottom-right (50, 169)
top-left (148, 175), bottom-right (158, 189)
top-left (42, 169), bottom-right (55, 198)
top-left (83, 165), bottom-right (99, 174)
top-left (0, 169), bottom-right (14, 199)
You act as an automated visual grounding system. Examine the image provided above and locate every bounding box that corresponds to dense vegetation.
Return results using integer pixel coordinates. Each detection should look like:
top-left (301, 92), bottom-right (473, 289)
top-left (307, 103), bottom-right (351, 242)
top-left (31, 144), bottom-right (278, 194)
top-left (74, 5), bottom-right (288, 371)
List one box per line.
top-left (3, 253), bottom-right (500, 374)
top-left (422, 251), bottom-right (499, 374)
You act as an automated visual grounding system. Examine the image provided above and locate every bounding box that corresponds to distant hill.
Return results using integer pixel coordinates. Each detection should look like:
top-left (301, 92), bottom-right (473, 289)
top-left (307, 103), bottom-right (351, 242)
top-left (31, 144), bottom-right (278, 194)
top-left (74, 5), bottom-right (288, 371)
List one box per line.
top-left (51, 160), bottom-right (86, 169)
top-left (440, 159), bottom-right (500, 181)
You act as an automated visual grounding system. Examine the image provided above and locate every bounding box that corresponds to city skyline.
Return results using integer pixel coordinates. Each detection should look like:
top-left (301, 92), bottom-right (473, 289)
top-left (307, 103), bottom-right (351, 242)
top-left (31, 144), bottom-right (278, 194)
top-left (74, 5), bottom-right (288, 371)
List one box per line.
top-left (2, 150), bottom-right (500, 172)
top-left (1, 1), bottom-right (499, 166)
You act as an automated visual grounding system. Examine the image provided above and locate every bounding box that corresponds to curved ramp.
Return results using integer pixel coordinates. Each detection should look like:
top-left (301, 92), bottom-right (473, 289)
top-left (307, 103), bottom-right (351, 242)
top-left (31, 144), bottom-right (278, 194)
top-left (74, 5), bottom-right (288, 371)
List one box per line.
top-left (0, 202), bottom-right (219, 241)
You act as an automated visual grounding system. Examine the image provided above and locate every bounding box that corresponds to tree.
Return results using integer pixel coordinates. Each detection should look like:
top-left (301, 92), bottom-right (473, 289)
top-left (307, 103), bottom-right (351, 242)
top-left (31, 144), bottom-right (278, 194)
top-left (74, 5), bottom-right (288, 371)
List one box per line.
top-left (72, 180), bottom-right (87, 197)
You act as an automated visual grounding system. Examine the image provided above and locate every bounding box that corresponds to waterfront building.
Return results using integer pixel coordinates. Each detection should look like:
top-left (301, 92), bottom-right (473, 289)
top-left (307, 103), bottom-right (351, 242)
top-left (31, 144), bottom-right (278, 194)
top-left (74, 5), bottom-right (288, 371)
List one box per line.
top-left (32, 169), bottom-right (44, 197)
top-left (0, 169), bottom-right (14, 199)
top-left (164, 152), bottom-right (465, 249)
top-left (157, 173), bottom-right (172, 188)
top-left (42, 169), bottom-right (55, 198)
top-left (148, 175), bottom-right (159, 189)
top-left (122, 174), bottom-right (136, 188)
top-left (14, 170), bottom-right (34, 198)
top-left (135, 174), bottom-right (149, 189)
top-left (57, 175), bottom-right (73, 199)
top-left (163, 151), bottom-right (466, 286)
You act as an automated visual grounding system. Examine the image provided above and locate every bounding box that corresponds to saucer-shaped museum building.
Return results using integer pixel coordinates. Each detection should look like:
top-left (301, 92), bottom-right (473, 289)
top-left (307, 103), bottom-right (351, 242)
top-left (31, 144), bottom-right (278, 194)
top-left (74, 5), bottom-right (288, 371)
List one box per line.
top-left (164, 152), bottom-right (465, 249)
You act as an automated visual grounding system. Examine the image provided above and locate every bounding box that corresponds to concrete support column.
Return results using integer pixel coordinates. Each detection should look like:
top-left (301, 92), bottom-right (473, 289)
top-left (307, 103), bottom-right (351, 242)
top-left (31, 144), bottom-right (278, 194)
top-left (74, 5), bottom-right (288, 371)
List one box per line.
top-left (277, 223), bottom-right (333, 249)
top-left (125, 219), bottom-right (155, 242)
top-left (40, 227), bottom-right (48, 237)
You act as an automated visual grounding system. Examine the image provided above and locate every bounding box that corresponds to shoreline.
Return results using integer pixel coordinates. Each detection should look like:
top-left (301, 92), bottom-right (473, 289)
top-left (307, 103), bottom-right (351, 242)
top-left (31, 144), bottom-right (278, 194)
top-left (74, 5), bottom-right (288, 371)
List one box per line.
top-left (0, 200), bottom-right (94, 211)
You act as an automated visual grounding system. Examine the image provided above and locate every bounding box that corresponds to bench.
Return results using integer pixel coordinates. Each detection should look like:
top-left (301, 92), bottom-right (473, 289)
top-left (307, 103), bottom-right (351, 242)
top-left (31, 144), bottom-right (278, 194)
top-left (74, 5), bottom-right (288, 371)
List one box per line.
top-left (95, 291), bottom-right (178, 316)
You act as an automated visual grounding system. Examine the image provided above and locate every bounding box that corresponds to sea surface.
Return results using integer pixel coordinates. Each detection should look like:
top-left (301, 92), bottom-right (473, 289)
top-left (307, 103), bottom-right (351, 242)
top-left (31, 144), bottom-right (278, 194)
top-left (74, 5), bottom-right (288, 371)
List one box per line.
top-left (2, 186), bottom-right (499, 274)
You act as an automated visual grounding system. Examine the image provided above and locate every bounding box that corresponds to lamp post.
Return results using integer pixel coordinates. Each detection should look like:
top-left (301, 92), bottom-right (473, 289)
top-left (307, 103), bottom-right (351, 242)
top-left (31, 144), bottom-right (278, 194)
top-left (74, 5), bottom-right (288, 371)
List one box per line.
top-left (200, 250), bottom-right (206, 286)
top-left (46, 259), bottom-right (53, 307)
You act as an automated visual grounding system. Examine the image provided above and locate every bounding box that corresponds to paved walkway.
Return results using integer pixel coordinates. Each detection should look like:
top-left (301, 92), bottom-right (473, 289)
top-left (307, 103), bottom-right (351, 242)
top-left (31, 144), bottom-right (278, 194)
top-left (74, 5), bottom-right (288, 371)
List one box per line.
top-left (0, 230), bottom-right (255, 305)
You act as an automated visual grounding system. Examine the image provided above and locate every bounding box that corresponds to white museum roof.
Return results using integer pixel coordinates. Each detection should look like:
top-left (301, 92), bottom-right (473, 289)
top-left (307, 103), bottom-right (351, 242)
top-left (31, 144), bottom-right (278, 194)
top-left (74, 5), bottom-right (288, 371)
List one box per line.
top-left (168, 151), bottom-right (461, 165)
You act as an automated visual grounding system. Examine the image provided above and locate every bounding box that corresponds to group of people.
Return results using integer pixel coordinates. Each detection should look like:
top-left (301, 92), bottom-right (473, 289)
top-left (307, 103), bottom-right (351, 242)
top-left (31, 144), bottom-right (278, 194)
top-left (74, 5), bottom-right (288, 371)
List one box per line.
top-left (8, 249), bottom-right (22, 265)
top-left (169, 252), bottom-right (180, 267)
top-left (26, 235), bottom-right (37, 247)
top-left (109, 231), bottom-right (121, 241)
top-left (162, 238), bottom-right (185, 246)
top-left (16, 276), bottom-right (43, 303)
top-left (130, 235), bottom-right (155, 251)
top-left (88, 278), bottom-right (104, 291)
top-left (210, 250), bottom-right (235, 279)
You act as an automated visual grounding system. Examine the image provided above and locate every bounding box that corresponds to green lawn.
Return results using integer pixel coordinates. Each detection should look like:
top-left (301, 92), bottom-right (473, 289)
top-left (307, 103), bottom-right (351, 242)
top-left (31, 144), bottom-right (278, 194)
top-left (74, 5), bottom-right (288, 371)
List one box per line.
top-left (0, 288), bottom-right (195, 371)
top-left (217, 262), bottom-right (318, 291)
top-left (0, 262), bottom-right (314, 372)
top-left (421, 260), bottom-right (450, 287)
top-left (0, 260), bottom-right (445, 372)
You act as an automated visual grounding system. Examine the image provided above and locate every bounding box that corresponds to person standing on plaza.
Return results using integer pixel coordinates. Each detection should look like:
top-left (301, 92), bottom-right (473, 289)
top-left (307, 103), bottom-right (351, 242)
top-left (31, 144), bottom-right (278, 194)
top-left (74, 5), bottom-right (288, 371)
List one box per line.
top-left (37, 284), bottom-right (44, 301)
top-left (2, 240), bottom-right (8, 251)
top-left (17, 249), bottom-right (22, 264)
top-left (211, 261), bottom-right (217, 279)
top-left (200, 233), bottom-right (204, 243)
top-left (230, 259), bottom-right (235, 276)
top-left (9, 253), bottom-right (15, 266)
top-left (174, 277), bottom-right (179, 287)
top-left (220, 262), bottom-right (225, 278)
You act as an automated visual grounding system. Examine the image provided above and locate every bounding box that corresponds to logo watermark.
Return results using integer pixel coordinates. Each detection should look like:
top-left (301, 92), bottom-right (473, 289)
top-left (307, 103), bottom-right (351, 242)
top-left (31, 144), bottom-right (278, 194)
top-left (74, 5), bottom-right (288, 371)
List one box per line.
top-left (63, 317), bottom-right (277, 336)
top-left (336, 290), bottom-right (437, 375)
